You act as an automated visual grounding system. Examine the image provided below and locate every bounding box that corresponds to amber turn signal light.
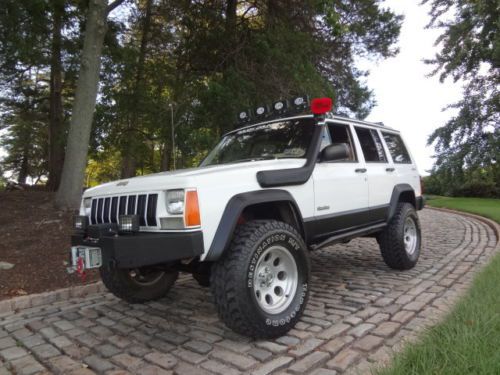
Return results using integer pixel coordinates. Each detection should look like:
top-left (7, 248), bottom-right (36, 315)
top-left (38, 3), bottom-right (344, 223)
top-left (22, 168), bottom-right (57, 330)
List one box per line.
top-left (185, 190), bottom-right (201, 227)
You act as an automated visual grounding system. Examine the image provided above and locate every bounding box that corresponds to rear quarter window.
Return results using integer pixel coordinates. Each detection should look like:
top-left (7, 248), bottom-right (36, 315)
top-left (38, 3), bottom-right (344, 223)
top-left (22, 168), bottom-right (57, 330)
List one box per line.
top-left (382, 132), bottom-right (412, 164)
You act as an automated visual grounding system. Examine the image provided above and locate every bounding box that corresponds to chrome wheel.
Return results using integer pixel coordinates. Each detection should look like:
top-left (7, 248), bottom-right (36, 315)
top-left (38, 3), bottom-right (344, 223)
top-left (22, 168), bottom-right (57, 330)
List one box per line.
top-left (403, 217), bottom-right (418, 255)
top-left (253, 245), bottom-right (298, 314)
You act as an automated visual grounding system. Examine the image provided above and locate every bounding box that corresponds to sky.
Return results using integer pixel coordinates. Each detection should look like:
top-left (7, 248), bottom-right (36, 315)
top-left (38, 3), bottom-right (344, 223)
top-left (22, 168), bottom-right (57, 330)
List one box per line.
top-left (363, 0), bottom-right (463, 174)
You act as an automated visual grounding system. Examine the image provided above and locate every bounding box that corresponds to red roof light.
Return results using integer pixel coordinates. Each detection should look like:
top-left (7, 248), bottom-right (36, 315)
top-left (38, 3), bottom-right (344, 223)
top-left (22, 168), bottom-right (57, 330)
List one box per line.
top-left (311, 97), bottom-right (333, 115)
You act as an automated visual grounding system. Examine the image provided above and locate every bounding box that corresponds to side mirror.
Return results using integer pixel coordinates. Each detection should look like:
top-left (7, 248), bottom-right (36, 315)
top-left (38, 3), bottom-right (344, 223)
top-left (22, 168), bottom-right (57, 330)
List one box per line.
top-left (321, 143), bottom-right (350, 162)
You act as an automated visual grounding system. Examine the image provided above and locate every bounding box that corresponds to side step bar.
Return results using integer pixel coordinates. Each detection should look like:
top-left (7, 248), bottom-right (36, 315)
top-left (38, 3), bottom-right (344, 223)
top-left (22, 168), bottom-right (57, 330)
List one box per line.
top-left (310, 223), bottom-right (386, 251)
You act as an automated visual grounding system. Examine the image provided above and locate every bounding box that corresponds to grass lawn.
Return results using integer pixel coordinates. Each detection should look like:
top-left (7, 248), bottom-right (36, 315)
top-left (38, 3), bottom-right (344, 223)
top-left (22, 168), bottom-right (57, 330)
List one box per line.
top-left (378, 197), bottom-right (500, 375)
top-left (425, 196), bottom-right (500, 223)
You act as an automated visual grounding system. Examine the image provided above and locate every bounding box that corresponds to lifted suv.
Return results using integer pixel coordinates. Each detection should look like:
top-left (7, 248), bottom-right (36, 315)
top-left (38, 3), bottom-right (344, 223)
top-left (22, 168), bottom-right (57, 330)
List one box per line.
top-left (69, 98), bottom-right (423, 338)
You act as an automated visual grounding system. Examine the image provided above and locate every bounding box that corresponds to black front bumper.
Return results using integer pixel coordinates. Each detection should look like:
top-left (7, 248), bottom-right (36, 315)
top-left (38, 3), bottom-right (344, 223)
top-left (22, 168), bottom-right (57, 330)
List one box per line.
top-left (71, 226), bottom-right (204, 269)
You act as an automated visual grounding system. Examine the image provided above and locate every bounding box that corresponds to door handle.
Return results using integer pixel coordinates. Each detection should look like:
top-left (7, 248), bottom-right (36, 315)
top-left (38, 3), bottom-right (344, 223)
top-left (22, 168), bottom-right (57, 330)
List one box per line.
top-left (386, 167), bottom-right (395, 172)
top-left (355, 168), bottom-right (367, 173)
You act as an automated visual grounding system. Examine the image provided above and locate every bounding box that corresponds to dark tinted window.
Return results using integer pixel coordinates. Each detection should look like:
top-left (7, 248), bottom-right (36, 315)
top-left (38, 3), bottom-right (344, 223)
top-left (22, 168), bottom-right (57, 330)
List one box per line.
top-left (327, 123), bottom-right (357, 162)
top-left (382, 133), bottom-right (412, 164)
top-left (355, 127), bottom-right (387, 162)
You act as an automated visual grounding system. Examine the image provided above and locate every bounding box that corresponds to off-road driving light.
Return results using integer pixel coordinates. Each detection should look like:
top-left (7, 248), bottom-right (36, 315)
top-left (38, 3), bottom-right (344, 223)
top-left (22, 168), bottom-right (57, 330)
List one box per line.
top-left (273, 99), bottom-right (288, 114)
top-left (311, 97), bottom-right (333, 115)
top-left (185, 190), bottom-right (201, 227)
top-left (292, 95), bottom-right (309, 111)
top-left (73, 215), bottom-right (89, 231)
top-left (118, 215), bottom-right (140, 232)
top-left (237, 110), bottom-right (251, 124)
top-left (254, 105), bottom-right (269, 118)
top-left (166, 189), bottom-right (185, 214)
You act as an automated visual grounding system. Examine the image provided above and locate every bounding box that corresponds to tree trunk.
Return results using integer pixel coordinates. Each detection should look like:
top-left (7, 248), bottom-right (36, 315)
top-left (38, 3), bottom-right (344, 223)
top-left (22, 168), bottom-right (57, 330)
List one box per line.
top-left (18, 145), bottom-right (29, 185)
top-left (120, 0), bottom-right (153, 178)
top-left (266, 0), bottom-right (280, 28)
top-left (54, 0), bottom-right (110, 209)
top-left (224, 0), bottom-right (237, 67)
top-left (121, 155), bottom-right (136, 178)
top-left (47, 0), bottom-right (65, 191)
top-left (160, 143), bottom-right (170, 171)
top-left (226, 0), bottom-right (237, 31)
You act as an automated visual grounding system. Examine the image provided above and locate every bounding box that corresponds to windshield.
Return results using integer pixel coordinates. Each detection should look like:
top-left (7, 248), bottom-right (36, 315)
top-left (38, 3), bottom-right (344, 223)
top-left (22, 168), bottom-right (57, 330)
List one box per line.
top-left (200, 118), bottom-right (316, 167)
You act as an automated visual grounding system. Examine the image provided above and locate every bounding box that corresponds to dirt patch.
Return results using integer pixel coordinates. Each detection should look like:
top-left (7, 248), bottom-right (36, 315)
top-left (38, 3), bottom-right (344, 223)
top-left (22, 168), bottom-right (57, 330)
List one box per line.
top-left (0, 191), bottom-right (98, 300)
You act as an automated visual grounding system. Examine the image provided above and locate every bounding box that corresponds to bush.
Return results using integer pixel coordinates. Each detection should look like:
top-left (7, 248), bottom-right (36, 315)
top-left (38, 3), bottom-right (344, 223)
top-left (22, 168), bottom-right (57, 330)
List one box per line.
top-left (452, 180), bottom-right (499, 198)
top-left (422, 175), bottom-right (442, 196)
top-left (424, 165), bottom-right (500, 199)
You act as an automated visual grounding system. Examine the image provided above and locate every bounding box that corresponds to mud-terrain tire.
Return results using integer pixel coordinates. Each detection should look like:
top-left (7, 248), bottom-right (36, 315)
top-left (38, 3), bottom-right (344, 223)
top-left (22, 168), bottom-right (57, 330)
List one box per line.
top-left (211, 220), bottom-right (310, 338)
top-left (100, 266), bottom-right (178, 303)
top-left (379, 202), bottom-right (421, 270)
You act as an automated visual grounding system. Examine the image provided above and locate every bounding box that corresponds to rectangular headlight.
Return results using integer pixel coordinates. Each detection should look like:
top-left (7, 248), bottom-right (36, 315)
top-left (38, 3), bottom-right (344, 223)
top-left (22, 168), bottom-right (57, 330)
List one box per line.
top-left (83, 197), bottom-right (92, 215)
top-left (166, 190), bottom-right (184, 214)
top-left (83, 197), bottom-right (92, 209)
top-left (119, 215), bottom-right (140, 233)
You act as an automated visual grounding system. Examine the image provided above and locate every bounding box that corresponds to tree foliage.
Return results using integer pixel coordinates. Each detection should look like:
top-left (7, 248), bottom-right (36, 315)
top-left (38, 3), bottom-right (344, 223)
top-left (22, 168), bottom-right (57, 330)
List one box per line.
top-left (94, 0), bottom-right (403, 181)
top-left (0, 74), bottom-right (49, 184)
top-left (1, 0), bottom-right (403, 193)
top-left (423, 0), bottom-right (499, 197)
top-left (0, 0), bottom-right (83, 187)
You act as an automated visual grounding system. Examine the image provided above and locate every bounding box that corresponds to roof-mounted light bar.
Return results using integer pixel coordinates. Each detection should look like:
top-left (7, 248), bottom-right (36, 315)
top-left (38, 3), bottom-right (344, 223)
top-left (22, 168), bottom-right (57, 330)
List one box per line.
top-left (237, 95), bottom-right (312, 125)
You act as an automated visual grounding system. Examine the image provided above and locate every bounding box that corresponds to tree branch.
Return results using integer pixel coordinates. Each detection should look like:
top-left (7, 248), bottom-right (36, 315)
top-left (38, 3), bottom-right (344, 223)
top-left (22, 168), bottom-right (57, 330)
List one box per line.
top-left (107, 0), bottom-right (126, 14)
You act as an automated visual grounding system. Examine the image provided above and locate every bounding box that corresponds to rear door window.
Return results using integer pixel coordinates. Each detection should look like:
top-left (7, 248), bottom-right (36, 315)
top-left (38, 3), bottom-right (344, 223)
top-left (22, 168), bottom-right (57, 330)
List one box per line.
top-left (354, 127), bottom-right (387, 163)
top-left (382, 132), bottom-right (412, 164)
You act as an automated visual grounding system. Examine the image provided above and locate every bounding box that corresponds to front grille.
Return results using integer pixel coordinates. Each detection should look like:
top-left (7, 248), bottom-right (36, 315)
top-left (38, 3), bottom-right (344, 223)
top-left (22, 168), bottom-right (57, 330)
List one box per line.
top-left (90, 194), bottom-right (158, 227)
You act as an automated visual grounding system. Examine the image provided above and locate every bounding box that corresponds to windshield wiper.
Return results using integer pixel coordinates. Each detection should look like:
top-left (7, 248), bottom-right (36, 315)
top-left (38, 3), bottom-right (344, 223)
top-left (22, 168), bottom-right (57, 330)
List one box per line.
top-left (231, 156), bottom-right (276, 164)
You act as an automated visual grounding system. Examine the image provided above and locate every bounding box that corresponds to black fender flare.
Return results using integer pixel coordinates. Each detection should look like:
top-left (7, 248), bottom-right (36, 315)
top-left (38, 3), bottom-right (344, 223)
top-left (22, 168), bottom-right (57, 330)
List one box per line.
top-left (387, 184), bottom-right (416, 221)
top-left (205, 189), bottom-right (305, 261)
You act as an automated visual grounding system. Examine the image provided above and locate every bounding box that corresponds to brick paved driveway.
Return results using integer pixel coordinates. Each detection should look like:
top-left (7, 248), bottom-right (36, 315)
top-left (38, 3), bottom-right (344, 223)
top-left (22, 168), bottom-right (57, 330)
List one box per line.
top-left (0, 209), bottom-right (497, 375)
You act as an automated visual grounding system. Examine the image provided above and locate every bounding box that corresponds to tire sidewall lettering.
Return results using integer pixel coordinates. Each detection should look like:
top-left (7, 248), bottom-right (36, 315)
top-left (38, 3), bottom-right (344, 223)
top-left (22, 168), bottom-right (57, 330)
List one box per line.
top-left (245, 229), bottom-right (309, 328)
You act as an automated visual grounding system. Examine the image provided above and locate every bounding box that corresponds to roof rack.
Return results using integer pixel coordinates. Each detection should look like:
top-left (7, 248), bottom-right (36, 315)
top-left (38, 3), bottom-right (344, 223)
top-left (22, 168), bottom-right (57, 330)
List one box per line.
top-left (234, 96), bottom-right (394, 133)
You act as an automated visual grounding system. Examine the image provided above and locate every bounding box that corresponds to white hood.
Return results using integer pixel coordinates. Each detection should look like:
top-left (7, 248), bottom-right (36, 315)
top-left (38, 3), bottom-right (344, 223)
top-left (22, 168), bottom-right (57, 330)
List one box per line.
top-left (83, 159), bottom-right (306, 198)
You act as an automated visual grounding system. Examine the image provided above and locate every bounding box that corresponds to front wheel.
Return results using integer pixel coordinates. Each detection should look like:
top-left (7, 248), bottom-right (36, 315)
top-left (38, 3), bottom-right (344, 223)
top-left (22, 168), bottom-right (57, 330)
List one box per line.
top-left (210, 220), bottom-right (310, 339)
top-left (378, 203), bottom-right (421, 270)
top-left (100, 266), bottom-right (178, 303)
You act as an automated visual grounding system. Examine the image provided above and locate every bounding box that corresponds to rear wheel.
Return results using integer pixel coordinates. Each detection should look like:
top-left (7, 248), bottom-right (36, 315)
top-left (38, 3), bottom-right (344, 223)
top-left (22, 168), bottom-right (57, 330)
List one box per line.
top-left (100, 266), bottom-right (178, 303)
top-left (379, 202), bottom-right (421, 270)
top-left (211, 220), bottom-right (310, 338)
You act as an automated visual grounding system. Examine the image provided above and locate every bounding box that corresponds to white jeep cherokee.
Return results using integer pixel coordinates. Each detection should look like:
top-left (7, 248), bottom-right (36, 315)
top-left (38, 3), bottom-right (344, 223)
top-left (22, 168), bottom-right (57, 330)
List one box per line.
top-left (69, 97), bottom-right (424, 338)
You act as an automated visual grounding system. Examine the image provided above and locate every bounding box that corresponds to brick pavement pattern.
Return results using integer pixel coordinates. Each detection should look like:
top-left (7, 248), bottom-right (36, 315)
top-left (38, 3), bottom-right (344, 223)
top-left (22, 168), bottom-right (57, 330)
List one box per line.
top-left (0, 209), bottom-right (497, 375)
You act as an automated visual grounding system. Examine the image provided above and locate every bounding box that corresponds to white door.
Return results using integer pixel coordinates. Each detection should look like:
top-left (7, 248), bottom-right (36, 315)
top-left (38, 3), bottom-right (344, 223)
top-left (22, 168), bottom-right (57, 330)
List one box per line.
top-left (353, 126), bottom-right (395, 222)
top-left (310, 123), bottom-right (369, 240)
top-left (380, 131), bottom-right (421, 195)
